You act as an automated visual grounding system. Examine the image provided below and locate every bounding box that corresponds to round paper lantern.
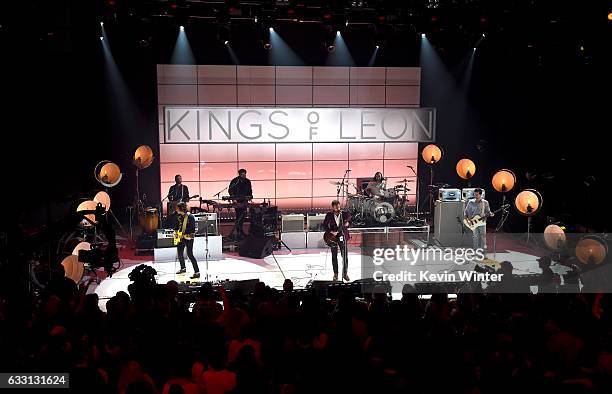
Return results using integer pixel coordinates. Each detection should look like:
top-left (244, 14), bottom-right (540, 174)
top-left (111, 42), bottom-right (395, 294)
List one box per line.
top-left (94, 191), bottom-right (111, 211)
top-left (456, 159), bottom-right (476, 179)
top-left (72, 241), bottom-right (91, 256)
top-left (133, 145), bottom-right (154, 169)
top-left (492, 169), bottom-right (516, 192)
top-left (543, 224), bottom-right (566, 251)
top-left (421, 144), bottom-right (443, 164)
top-left (77, 200), bottom-right (98, 226)
top-left (514, 189), bottom-right (542, 216)
top-left (575, 236), bottom-right (608, 265)
top-left (95, 161), bottom-right (122, 188)
top-left (61, 254), bottom-right (84, 283)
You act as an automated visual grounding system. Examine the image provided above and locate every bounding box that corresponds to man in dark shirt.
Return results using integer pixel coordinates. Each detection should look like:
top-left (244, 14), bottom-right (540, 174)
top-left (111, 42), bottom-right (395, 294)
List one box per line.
top-left (175, 202), bottom-right (200, 278)
top-left (166, 174), bottom-right (190, 229)
top-left (169, 174), bottom-right (190, 203)
top-left (323, 200), bottom-right (351, 282)
top-left (228, 169), bottom-right (253, 238)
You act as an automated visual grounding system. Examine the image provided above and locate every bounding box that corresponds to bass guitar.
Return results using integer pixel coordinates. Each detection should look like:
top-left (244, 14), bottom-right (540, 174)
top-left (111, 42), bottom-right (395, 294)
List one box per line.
top-left (463, 204), bottom-right (509, 232)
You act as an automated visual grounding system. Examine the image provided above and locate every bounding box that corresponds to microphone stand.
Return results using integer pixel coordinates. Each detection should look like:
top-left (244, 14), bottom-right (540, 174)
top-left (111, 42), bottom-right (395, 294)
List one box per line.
top-left (492, 196), bottom-right (510, 260)
top-left (214, 187), bottom-right (228, 199)
top-left (407, 165), bottom-right (419, 219)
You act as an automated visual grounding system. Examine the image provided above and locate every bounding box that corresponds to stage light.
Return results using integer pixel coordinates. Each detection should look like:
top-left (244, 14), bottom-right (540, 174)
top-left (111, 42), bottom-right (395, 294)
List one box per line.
top-left (100, 22), bottom-right (104, 26)
top-left (179, 25), bottom-right (184, 31)
top-left (456, 159), bottom-right (475, 179)
top-left (94, 161), bottom-right (122, 188)
top-left (254, 16), bottom-right (258, 23)
top-left (544, 224), bottom-right (566, 251)
top-left (269, 27), bottom-right (274, 32)
top-left (482, 33), bottom-right (486, 37)
top-left (473, 47), bottom-right (476, 51)
top-left (94, 191), bottom-right (111, 211)
top-left (61, 254), bottom-right (84, 284)
top-left (492, 169), bottom-right (516, 193)
top-left (327, 44), bottom-right (336, 53)
top-left (263, 42), bottom-right (271, 50)
top-left (608, 12), bottom-right (612, 21)
top-left (575, 235), bottom-right (608, 265)
top-left (224, 40), bottom-right (229, 45)
top-left (345, 20), bottom-right (349, 26)
top-left (421, 144), bottom-right (442, 164)
top-left (77, 200), bottom-right (98, 226)
top-left (376, 45), bottom-right (379, 49)
top-left (515, 189), bottom-right (542, 216)
top-left (421, 33), bottom-right (426, 38)
top-left (336, 31), bottom-right (341, 36)
top-left (133, 145), bottom-right (154, 169)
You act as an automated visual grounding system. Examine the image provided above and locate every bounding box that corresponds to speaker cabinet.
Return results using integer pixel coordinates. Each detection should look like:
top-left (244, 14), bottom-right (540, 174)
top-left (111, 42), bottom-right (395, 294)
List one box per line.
top-left (194, 213), bottom-right (218, 235)
top-left (307, 214), bottom-right (326, 232)
top-left (238, 236), bottom-right (275, 259)
top-left (281, 214), bottom-right (305, 233)
top-left (434, 200), bottom-right (470, 247)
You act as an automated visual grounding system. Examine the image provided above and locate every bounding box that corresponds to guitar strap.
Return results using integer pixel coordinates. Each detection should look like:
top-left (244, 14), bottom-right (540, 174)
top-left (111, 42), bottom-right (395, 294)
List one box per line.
top-left (181, 214), bottom-right (188, 234)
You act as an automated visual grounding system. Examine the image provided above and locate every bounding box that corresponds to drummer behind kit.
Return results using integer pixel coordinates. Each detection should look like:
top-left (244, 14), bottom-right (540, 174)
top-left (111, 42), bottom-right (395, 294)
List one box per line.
top-left (344, 174), bottom-right (415, 225)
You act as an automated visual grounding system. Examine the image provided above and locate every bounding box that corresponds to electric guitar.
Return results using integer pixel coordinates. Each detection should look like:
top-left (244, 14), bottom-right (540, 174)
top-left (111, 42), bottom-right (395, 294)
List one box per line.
top-left (463, 204), bottom-right (509, 232)
top-left (174, 214), bottom-right (190, 245)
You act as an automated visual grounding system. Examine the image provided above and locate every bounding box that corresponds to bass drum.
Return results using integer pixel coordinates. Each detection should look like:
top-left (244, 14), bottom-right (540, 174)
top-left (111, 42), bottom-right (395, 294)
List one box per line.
top-left (363, 199), bottom-right (395, 224)
top-left (347, 194), bottom-right (365, 213)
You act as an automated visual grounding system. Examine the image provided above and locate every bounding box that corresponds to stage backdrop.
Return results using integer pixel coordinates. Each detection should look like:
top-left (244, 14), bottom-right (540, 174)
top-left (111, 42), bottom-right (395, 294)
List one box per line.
top-left (157, 65), bottom-right (425, 212)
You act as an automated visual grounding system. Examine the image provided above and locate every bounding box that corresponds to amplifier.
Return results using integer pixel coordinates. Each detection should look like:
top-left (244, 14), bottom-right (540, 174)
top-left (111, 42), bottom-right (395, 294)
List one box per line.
top-left (438, 188), bottom-right (462, 202)
top-left (433, 200), bottom-right (470, 247)
top-left (156, 229), bottom-right (175, 248)
top-left (281, 214), bottom-right (305, 233)
top-left (307, 213), bottom-right (326, 232)
top-left (462, 188), bottom-right (485, 201)
top-left (194, 212), bottom-right (218, 236)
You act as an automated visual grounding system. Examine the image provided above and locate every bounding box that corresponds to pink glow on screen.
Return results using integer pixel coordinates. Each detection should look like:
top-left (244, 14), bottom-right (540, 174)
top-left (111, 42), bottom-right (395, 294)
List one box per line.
top-left (199, 162), bottom-right (238, 181)
top-left (160, 163), bottom-right (200, 182)
top-left (238, 143), bottom-right (275, 161)
top-left (312, 179), bottom-right (347, 197)
top-left (384, 142), bottom-right (418, 159)
top-left (276, 179), bottom-right (312, 198)
top-left (276, 143), bottom-right (312, 161)
top-left (313, 143), bottom-right (348, 160)
top-left (312, 160), bottom-right (350, 179)
top-left (199, 181), bottom-right (231, 200)
top-left (238, 162), bottom-right (276, 180)
top-left (349, 142), bottom-right (384, 160)
top-left (276, 198), bottom-right (313, 209)
top-left (160, 144), bottom-right (199, 163)
top-left (383, 159), bottom-right (418, 177)
top-left (249, 180), bottom-right (275, 199)
top-left (276, 161), bottom-right (312, 179)
top-left (348, 159), bottom-right (384, 177)
top-left (200, 144), bottom-right (237, 162)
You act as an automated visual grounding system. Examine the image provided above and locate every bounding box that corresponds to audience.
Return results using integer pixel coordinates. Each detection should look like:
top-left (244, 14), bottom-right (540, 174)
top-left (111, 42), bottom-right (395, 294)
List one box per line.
top-left (1, 273), bottom-right (612, 394)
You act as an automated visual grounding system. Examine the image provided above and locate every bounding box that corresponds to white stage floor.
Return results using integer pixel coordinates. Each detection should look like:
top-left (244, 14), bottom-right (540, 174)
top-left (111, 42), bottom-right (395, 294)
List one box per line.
top-left (93, 247), bottom-right (559, 311)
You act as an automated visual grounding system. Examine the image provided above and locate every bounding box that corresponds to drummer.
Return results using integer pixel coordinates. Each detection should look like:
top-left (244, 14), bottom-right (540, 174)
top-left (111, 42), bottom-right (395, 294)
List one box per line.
top-left (365, 172), bottom-right (385, 198)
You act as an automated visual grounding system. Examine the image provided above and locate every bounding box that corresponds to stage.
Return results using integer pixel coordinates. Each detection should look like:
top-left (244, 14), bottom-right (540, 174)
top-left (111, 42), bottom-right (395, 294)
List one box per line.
top-left (92, 245), bottom-right (569, 311)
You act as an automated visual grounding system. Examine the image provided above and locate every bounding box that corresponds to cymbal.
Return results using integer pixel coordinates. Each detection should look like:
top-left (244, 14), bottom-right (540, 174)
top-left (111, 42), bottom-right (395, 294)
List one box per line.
top-left (329, 181), bottom-right (344, 185)
top-left (395, 179), bottom-right (415, 183)
top-left (394, 187), bottom-right (411, 191)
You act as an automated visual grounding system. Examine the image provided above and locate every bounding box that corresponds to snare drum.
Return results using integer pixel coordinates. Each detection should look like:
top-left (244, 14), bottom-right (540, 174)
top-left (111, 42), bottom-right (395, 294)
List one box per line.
top-left (140, 207), bottom-right (159, 234)
top-left (363, 199), bottom-right (395, 224)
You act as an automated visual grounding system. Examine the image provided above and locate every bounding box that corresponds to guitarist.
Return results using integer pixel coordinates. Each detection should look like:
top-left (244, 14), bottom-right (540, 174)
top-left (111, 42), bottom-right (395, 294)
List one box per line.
top-left (323, 200), bottom-right (351, 282)
top-left (175, 202), bottom-right (200, 278)
top-left (463, 188), bottom-right (493, 252)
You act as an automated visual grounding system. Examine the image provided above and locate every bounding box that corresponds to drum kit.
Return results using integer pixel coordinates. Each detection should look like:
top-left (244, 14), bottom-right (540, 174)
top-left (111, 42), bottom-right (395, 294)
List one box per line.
top-left (333, 177), bottom-right (416, 225)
